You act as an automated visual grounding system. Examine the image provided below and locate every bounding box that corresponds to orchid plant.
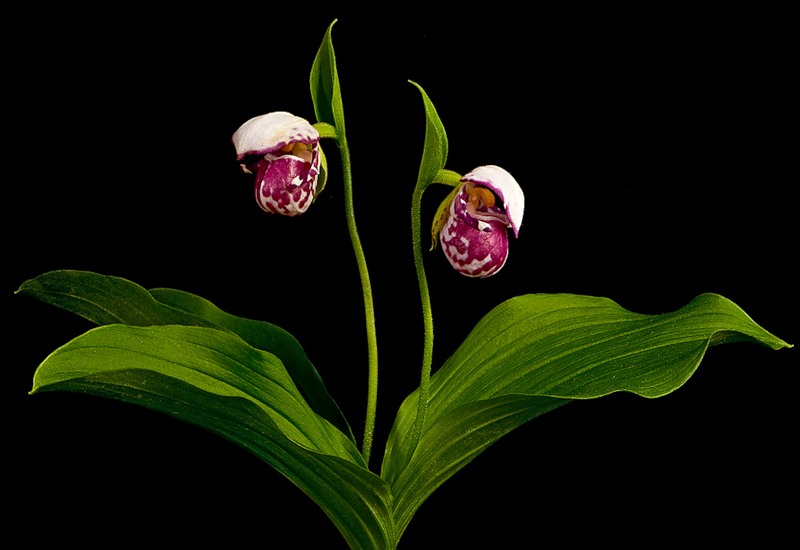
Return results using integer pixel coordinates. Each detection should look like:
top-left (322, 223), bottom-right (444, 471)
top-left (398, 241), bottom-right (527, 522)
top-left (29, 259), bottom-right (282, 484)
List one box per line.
top-left (16, 20), bottom-right (791, 549)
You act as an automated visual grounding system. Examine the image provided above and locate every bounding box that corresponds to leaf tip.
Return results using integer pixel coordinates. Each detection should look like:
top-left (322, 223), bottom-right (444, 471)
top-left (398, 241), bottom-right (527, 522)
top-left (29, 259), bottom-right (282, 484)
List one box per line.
top-left (14, 277), bottom-right (38, 296)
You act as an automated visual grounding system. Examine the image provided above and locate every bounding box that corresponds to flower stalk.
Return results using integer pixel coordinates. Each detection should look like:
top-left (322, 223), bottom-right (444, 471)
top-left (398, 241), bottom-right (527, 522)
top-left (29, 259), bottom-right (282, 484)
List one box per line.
top-left (407, 169), bottom-right (460, 455)
top-left (337, 133), bottom-right (380, 467)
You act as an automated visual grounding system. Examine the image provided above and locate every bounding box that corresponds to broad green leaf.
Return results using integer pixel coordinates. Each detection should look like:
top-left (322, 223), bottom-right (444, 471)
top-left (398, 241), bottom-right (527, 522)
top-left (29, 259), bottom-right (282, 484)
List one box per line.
top-left (382, 293), bottom-right (791, 537)
top-left (33, 324), bottom-right (359, 460)
top-left (409, 81), bottom-right (448, 190)
top-left (310, 19), bottom-right (345, 135)
top-left (17, 269), bottom-right (205, 326)
top-left (149, 287), bottom-right (354, 442)
top-left (392, 395), bottom-right (566, 540)
top-left (17, 270), bottom-right (353, 440)
top-left (30, 326), bottom-right (393, 548)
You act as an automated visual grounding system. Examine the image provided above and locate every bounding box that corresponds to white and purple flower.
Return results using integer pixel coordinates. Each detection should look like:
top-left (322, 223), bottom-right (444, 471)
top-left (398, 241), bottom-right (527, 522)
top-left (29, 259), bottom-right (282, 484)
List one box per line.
top-left (438, 165), bottom-right (524, 278)
top-left (232, 112), bottom-right (322, 216)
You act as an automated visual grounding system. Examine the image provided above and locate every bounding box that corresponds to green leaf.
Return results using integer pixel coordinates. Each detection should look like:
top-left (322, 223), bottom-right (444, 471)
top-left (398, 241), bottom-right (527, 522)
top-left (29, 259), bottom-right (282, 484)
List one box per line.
top-left (149, 287), bottom-right (354, 442)
top-left (382, 293), bottom-right (791, 538)
top-left (17, 270), bottom-right (353, 441)
top-left (409, 81), bottom-right (449, 190)
top-left (33, 324), bottom-right (357, 459)
top-left (310, 19), bottom-right (345, 135)
top-left (391, 394), bottom-right (566, 539)
top-left (31, 324), bottom-right (394, 548)
top-left (16, 269), bottom-right (205, 326)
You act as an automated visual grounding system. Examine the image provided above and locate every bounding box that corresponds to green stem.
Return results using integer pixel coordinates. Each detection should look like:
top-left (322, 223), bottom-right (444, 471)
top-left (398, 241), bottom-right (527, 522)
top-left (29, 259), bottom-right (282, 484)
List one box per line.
top-left (408, 180), bottom-right (434, 455)
top-left (338, 135), bottom-right (379, 467)
top-left (407, 171), bottom-right (460, 457)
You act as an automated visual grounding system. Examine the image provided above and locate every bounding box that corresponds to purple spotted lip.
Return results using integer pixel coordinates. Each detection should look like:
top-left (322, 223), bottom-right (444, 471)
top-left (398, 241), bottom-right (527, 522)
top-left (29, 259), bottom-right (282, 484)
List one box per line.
top-left (232, 112), bottom-right (321, 216)
top-left (439, 165), bottom-right (525, 278)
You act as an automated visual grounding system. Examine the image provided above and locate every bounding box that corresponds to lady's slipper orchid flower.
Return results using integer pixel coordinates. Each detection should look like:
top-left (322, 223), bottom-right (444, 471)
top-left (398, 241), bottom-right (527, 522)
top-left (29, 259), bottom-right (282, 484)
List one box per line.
top-left (436, 165), bottom-right (524, 278)
top-left (232, 111), bottom-right (323, 216)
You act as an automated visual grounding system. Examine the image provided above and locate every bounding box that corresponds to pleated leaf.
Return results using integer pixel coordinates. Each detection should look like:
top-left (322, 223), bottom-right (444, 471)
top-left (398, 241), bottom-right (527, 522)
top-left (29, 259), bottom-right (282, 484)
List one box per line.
top-left (17, 270), bottom-right (353, 440)
top-left (149, 287), bottom-right (354, 442)
top-left (382, 292), bottom-right (791, 538)
top-left (30, 324), bottom-right (394, 548)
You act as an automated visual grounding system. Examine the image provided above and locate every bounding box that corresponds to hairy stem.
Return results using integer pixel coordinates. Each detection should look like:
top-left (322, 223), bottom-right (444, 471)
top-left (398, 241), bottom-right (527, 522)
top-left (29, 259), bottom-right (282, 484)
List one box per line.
top-left (338, 136), bottom-right (379, 467)
top-left (407, 180), bottom-right (434, 455)
top-left (407, 170), bottom-right (461, 457)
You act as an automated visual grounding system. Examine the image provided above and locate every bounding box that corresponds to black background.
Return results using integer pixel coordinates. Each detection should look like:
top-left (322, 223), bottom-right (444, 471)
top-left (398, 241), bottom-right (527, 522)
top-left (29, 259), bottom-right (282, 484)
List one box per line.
top-left (5, 6), bottom-right (797, 548)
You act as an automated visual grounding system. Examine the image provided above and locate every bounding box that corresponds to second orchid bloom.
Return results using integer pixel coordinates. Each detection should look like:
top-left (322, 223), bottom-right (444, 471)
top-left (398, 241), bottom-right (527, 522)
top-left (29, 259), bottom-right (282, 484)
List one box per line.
top-left (232, 112), bottom-right (325, 216)
top-left (435, 165), bottom-right (525, 278)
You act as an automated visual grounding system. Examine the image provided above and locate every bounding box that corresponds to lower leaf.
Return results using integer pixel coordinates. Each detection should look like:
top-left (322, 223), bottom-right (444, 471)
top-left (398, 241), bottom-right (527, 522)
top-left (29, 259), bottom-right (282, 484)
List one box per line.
top-left (382, 292), bottom-right (791, 541)
top-left (17, 270), bottom-right (353, 441)
top-left (390, 394), bottom-right (566, 539)
top-left (30, 324), bottom-right (395, 547)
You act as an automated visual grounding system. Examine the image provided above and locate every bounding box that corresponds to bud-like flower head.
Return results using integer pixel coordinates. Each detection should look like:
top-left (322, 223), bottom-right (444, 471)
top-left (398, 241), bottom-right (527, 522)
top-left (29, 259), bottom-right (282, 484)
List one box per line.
top-left (232, 112), bottom-right (322, 216)
top-left (438, 165), bottom-right (524, 278)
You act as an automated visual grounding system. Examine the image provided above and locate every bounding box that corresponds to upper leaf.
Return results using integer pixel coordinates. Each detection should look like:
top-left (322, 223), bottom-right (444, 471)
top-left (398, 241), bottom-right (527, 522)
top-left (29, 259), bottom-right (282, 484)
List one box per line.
top-left (409, 81), bottom-right (449, 191)
top-left (310, 19), bottom-right (345, 135)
